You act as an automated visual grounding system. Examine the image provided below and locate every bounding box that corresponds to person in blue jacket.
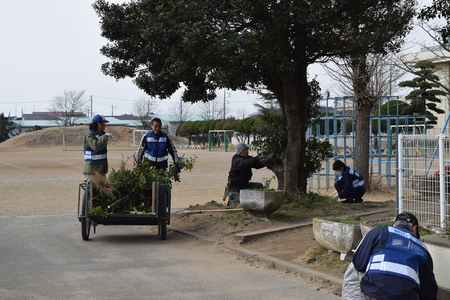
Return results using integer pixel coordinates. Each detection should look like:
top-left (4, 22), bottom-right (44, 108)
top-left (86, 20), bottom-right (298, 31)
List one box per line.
top-left (138, 118), bottom-right (180, 171)
top-left (83, 114), bottom-right (112, 180)
top-left (332, 159), bottom-right (366, 203)
top-left (351, 212), bottom-right (438, 300)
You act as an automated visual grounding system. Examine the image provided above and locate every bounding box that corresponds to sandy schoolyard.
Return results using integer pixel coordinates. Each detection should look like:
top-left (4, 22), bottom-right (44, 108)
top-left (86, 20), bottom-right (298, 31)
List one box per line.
top-left (0, 145), bottom-right (279, 216)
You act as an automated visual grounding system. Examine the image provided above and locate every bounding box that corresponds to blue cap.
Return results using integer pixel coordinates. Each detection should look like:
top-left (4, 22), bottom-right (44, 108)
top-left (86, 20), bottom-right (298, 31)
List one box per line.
top-left (92, 114), bottom-right (109, 123)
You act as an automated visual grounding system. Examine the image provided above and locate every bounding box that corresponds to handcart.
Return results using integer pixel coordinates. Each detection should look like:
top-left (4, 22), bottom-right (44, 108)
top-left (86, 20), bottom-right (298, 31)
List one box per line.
top-left (77, 181), bottom-right (171, 241)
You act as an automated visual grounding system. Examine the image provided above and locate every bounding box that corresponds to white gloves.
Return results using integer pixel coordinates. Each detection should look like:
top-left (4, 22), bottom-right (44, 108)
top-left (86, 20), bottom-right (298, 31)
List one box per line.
top-left (105, 133), bottom-right (112, 137)
top-left (332, 194), bottom-right (339, 200)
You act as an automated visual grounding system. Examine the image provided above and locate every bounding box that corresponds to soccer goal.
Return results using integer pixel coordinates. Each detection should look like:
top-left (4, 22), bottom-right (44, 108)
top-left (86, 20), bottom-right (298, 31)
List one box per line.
top-left (62, 134), bottom-right (85, 151)
top-left (27, 134), bottom-right (50, 148)
top-left (208, 130), bottom-right (234, 151)
top-left (133, 130), bottom-right (148, 147)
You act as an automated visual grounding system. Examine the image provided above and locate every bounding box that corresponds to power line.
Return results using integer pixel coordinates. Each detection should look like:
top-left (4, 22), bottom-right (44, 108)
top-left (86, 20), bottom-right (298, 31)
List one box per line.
top-left (90, 95), bottom-right (137, 102)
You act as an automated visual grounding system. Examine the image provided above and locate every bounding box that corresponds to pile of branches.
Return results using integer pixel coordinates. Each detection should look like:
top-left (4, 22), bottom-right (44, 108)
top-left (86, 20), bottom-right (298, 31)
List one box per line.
top-left (90, 155), bottom-right (196, 216)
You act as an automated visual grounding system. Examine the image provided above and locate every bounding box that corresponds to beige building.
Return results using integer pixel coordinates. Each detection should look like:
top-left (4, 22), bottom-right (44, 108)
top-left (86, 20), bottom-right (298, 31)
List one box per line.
top-left (403, 46), bottom-right (450, 131)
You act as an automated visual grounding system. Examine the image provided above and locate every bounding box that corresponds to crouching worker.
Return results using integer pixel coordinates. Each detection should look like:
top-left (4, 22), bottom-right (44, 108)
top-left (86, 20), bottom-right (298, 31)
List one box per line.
top-left (332, 159), bottom-right (365, 204)
top-left (225, 142), bottom-right (266, 206)
top-left (346, 212), bottom-right (438, 300)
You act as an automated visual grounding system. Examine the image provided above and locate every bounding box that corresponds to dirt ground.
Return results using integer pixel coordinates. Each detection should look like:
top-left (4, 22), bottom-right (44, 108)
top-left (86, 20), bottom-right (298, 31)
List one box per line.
top-left (0, 126), bottom-right (397, 294)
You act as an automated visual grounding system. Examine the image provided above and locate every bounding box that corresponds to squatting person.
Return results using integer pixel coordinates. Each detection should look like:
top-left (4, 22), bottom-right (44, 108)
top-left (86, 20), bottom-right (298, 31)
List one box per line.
top-left (226, 142), bottom-right (266, 205)
top-left (343, 212), bottom-right (438, 300)
top-left (332, 159), bottom-right (365, 203)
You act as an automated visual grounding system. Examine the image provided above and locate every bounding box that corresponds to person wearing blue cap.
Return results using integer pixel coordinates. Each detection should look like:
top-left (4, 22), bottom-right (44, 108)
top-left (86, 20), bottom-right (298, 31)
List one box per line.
top-left (83, 114), bottom-right (112, 180)
top-left (225, 142), bottom-right (266, 205)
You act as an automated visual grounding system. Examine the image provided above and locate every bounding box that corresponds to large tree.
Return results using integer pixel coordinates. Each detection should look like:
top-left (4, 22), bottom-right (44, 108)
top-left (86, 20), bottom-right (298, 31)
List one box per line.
top-left (331, 2), bottom-right (415, 187)
top-left (93, 0), bottom-right (415, 193)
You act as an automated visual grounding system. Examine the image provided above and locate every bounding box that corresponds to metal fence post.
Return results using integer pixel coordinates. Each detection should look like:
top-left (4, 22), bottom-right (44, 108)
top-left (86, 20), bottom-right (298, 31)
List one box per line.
top-left (397, 134), bottom-right (404, 213)
top-left (438, 134), bottom-right (446, 229)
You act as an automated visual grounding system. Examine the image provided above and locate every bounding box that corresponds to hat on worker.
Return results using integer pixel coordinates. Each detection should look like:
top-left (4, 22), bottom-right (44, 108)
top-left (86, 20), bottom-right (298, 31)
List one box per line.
top-left (236, 142), bottom-right (248, 154)
top-left (92, 114), bottom-right (109, 123)
top-left (395, 212), bottom-right (419, 226)
top-left (394, 212), bottom-right (420, 237)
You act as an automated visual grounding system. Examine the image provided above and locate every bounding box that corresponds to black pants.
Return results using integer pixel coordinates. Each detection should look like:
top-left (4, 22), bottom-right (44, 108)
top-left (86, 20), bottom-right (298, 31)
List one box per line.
top-left (334, 181), bottom-right (365, 201)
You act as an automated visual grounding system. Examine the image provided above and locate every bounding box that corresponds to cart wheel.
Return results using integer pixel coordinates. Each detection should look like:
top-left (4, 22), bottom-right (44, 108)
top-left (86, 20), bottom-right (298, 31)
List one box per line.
top-left (81, 191), bottom-right (91, 241)
top-left (159, 220), bottom-right (167, 240)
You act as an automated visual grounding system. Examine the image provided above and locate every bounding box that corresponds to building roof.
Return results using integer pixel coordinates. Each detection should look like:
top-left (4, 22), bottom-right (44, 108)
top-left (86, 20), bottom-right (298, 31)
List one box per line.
top-left (12, 113), bottom-right (210, 129)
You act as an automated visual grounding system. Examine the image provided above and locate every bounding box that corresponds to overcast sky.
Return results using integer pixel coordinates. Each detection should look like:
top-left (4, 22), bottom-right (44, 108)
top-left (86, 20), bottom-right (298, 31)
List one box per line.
top-left (0, 0), bottom-right (436, 118)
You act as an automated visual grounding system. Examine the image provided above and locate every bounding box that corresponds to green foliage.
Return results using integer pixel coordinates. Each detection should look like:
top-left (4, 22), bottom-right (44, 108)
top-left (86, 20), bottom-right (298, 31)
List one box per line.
top-left (311, 112), bottom-right (340, 136)
top-left (92, 155), bottom-right (196, 215)
top-left (304, 137), bottom-right (334, 179)
top-left (0, 113), bottom-right (16, 143)
top-left (398, 60), bottom-right (447, 125)
top-left (236, 117), bottom-right (255, 143)
top-left (419, 0), bottom-right (450, 44)
top-left (93, 0), bottom-right (415, 192)
top-left (371, 100), bottom-right (409, 134)
top-left (328, 215), bottom-right (362, 225)
top-left (252, 106), bottom-right (284, 159)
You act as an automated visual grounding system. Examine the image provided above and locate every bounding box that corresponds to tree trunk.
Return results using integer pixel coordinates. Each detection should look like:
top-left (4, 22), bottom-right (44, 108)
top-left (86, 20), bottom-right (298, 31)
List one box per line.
top-left (280, 77), bottom-right (300, 193)
top-left (354, 102), bottom-right (371, 189)
top-left (352, 56), bottom-right (376, 190)
top-left (279, 74), bottom-right (308, 193)
top-left (266, 158), bottom-right (284, 190)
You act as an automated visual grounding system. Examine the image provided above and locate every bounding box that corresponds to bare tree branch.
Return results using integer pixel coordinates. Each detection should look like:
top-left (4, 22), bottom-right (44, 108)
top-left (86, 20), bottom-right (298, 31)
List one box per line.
top-left (168, 97), bottom-right (194, 123)
top-left (132, 95), bottom-right (159, 129)
top-left (196, 96), bottom-right (224, 120)
top-left (322, 53), bottom-right (407, 108)
top-left (48, 90), bottom-right (88, 126)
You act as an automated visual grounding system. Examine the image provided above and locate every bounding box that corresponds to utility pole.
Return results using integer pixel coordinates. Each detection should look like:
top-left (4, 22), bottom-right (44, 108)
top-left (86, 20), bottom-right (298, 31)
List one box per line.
top-left (90, 95), bottom-right (93, 117)
top-left (223, 89), bottom-right (230, 119)
top-left (111, 103), bottom-right (117, 116)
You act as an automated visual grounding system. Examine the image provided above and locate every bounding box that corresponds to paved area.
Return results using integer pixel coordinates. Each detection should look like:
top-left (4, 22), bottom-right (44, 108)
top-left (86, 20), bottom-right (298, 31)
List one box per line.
top-left (0, 214), bottom-right (340, 299)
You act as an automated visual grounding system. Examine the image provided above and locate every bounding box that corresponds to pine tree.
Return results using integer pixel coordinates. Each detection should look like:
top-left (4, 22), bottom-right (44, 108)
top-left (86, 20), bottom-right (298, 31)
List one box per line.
top-left (398, 60), bottom-right (447, 125)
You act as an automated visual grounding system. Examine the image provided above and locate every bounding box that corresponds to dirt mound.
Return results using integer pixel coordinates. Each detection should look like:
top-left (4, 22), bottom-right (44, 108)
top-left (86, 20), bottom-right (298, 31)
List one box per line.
top-left (0, 126), bottom-right (139, 148)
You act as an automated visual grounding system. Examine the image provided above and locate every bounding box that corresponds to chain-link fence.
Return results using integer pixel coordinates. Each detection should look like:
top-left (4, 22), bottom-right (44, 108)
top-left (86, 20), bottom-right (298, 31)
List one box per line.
top-left (398, 134), bottom-right (450, 232)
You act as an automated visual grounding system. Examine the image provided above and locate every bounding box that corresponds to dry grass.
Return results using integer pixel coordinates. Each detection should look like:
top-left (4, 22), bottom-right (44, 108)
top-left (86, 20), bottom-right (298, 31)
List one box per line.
top-left (367, 175), bottom-right (392, 193)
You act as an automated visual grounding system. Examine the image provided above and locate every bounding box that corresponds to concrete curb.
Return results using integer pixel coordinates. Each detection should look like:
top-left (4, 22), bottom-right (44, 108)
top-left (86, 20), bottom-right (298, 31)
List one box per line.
top-left (168, 225), bottom-right (343, 285)
top-left (234, 207), bottom-right (393, 242)
top-left (168, 207), bottom-right (394, 287)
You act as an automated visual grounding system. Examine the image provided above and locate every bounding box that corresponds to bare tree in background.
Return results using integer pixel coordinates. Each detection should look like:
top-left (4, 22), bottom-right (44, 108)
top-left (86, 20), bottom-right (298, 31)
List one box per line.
top-left (235, 108), bottom-right (248, 120)
top-left (323, 53), bottom-right (406, 109)
top-left (322, 53), bottom-right (408, 191)
top-left (168, 97), bottom-right (193, 123)
top-left (48, 90), bottom-right (88, 126)
top-left (197, 96), bottom-right (224, 120)
top-left (132, 95), bottom-right (159, 129)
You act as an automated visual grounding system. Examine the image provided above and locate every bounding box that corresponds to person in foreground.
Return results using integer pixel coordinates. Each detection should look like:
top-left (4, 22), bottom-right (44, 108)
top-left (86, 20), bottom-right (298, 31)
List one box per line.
top-left (83, 114), bottom-right (112, 180)
top-left (332, 159), bottom-right (365, 203)
top-left (349, 212), bottom-right (438, 300)
top-left (138, 118), bottom-right (180, 171)
top-left (225, 142), bottom-right (266, 205)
